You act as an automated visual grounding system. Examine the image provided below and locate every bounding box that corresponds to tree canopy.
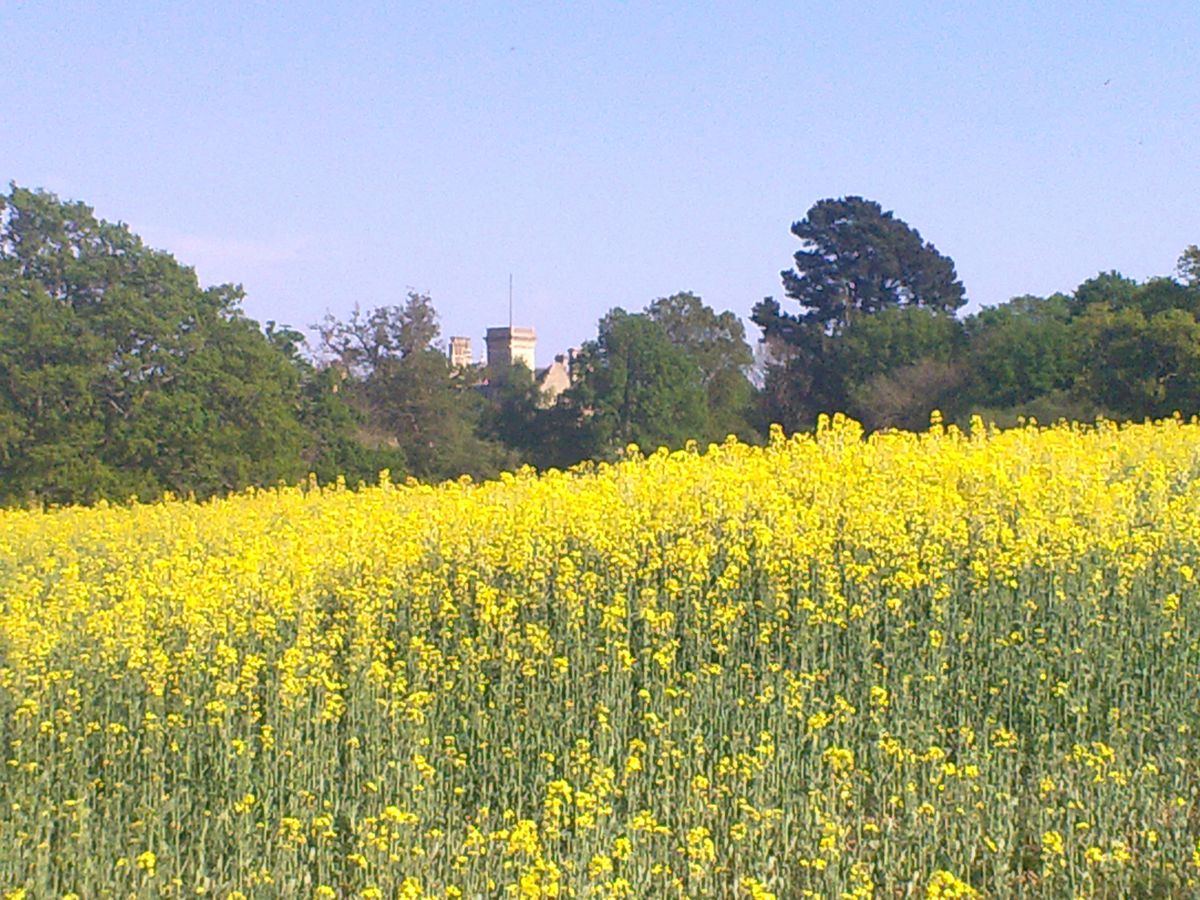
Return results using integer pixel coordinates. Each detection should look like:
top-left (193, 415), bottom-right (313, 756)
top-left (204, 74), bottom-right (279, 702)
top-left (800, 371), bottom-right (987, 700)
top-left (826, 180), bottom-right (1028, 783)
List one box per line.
top-left (315, 294), bottom-right (515, 482)
top-left (754, 196), bottom-right (965, 338)
top-left (751, 198), bottom-right (967, 430)
top-left (1178, 245), bottom-right (1200, 287)
top-left (564, 309), bottom-right (709, 457)
top-left (645, 291), bottom-right (756, 442)
top-left (0, 185), bottom-right (305, 504)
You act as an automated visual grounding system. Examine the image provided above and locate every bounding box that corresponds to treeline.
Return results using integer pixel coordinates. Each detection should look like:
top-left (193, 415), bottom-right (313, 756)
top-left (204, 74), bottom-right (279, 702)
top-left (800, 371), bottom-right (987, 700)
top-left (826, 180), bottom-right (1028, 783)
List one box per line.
top-left (754, 197), bottom-right (1200, 433)
top-left (0, 186), bottom-right (755, 503)
top-left (1, 185), bottom-right (1198, 505)
top-left (758, 272), bottom-right (1200, 433)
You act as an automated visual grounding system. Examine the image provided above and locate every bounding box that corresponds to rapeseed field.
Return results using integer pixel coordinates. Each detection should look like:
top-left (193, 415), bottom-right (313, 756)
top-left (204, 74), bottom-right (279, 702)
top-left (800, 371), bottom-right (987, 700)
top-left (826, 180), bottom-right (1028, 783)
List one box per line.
top-left (2, 415), bottom-right (1199, 898)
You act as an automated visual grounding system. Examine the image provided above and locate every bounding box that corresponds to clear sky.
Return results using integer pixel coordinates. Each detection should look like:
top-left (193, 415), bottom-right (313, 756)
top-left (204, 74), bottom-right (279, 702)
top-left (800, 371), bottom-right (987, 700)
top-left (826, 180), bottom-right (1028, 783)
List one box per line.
top-left (4, 1), bottom-right (1198, 367)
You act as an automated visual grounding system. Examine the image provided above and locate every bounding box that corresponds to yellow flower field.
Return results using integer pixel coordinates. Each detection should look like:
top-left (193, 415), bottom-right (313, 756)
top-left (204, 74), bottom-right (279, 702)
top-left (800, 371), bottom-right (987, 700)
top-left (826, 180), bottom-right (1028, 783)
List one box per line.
top-left (2, 415), bottom-right (1200, 898)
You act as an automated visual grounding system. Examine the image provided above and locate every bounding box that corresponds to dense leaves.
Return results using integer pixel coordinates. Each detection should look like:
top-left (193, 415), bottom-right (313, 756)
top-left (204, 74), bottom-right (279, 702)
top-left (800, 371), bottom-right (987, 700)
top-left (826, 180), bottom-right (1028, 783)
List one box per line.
top-left (754, 195), bottom-right (1200, 431)
top-left (753, 197), bottom-right (969, 429)
top-left (754, 196), bottom-right (965, 338)
top-left (0, 186), bottom-right (305, 504)
top-left (564, 309), bottom-right (710, 457)
top-left (645, 292), bottom-right (756, 441)
top-left (3, 183), bottom-right (1200, 504)
top-left (314, 293), bottom-right (516, 482)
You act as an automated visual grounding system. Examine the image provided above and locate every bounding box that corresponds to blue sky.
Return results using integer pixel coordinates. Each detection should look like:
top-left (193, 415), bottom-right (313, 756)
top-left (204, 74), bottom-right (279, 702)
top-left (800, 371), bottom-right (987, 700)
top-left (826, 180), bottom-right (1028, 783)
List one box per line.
top-left (4, 2), bottom-right (1198, 366)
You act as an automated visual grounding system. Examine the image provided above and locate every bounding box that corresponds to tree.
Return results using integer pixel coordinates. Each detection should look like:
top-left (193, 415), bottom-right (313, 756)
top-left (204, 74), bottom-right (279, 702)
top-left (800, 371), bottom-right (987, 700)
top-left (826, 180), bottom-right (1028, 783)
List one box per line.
top-left (754, 302), bottom-right (966, 432)
top-left (477, 361), bottom-right (543, 462)
top-left (1072, 271), bottom-right (1140, 311)
top-left (315, 296), bottom-right (515, 482)
top-left (1076, 304), bottom-right (1200, 418)
top-left (297, 364), bottom-right (409, 486)
top-left (963, 294), bottom-right (1080, 409)
top-left (564, 309), bottom-right (708, 457)
top-left (0, 185), bottom-right (306, 504)
top-left (645, 292), bottom-right (757, 441)
top-left (751, 198), bottom-right (966, 431)
top-left (754, 196), bottom-right (965, 338)
top-left (832, 305), bottom-right (965, 393)
top-left (0, 277), bottom-right (113, 501)
top-left (835, 306), bottom-right (967, 428)
top-left (1178, 245), bottom-right (1200, 287)
top-left (314, 292), bottom-right (440, 375)
top-left (849, 358), bottom-right (968, 432)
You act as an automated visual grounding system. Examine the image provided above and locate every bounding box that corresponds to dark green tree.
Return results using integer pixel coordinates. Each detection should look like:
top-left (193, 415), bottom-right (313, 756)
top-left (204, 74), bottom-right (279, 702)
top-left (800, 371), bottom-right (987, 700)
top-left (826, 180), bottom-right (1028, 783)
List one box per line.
top-left (0, 278), bottom-right (113, 501)
top-left (297, 364), bottom-right (410, 487)
top-left (258, 319), bottom-right (411, 486)
top-left (1076, 304), bottom-right (1200, 419)
top-left (836, 306), bottom-right (967, 429)
top-left (316, 295), bottom-right (515, 482)
top-left (0, 185), bottom-right (306, 504)
top-left (963, 294), bottom-right (1080, 409)
top-left (754, 303), bottom-right (966, 431)
top-left (962, 266), bottom-right (1200, 424)
top-left (752, 198), bottom-right (965, 430)
top-left (754, 196), bottom-right (965, 338)
top-left (1073, 271), bottom-right (1141, 311)
top-left (564, 309), bottom-right (709, 457)
top-left (477, 361), bottom-right (543, 463)
top-left (645, 292), bottom-right (757, 441)
top-left (1125, 277), bottom-right (1199, 319)
top-left (833, 305), bottom-right (965, 392)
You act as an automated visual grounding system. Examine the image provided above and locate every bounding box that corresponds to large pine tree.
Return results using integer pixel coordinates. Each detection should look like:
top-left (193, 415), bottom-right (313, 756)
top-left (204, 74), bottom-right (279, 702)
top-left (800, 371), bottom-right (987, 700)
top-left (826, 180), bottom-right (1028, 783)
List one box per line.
top-left (754, 196), bottom-right (965, 338)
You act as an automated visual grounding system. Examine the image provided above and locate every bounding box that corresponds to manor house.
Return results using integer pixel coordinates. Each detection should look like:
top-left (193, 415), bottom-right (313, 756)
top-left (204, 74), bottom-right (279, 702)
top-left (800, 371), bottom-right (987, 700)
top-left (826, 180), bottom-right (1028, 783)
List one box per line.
top-left (448, 327), bottom-right (576, 406)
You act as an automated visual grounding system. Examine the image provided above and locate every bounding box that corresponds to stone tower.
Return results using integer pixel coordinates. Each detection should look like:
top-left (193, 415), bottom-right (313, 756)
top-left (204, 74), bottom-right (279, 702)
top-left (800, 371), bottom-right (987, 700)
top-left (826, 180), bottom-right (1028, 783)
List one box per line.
top-left (448, 336), bottom-right (473, 368)
top-left (486, 326), bottom-right (536, 373)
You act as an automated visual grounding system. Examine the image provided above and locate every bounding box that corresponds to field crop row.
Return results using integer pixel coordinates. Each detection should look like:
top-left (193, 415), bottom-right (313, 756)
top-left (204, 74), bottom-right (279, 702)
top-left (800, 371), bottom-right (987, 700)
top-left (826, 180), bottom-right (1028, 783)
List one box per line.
top-left (2, 416), bottom-right (1200, 897)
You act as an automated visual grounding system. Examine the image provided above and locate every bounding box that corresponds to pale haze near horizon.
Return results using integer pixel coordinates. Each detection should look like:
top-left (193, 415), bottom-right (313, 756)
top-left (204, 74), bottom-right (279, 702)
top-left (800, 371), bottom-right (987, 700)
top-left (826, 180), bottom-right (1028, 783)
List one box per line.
top-left (3, 2), bottom-right (1198, 368)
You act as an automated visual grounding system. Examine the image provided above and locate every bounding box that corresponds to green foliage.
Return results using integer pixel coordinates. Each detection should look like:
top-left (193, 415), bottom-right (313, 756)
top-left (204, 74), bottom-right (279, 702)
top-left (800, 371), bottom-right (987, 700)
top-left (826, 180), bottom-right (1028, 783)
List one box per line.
top-left (297, 365), bottom-right (409, 487)
top-left (837, 309), bottom-right (966, 429)
top-left (316, 296), bottom-right (516, 482)
top-left (1076, 304), bottom-right (1200, 419)
top-left (0, 278), bottom-right (113, 502)
top-left (0, 185), bottom-right (306, 505)
top-left (1073, 271), bottom-right (1140, 310)
top-left (535, 294), bottom-right (759, 468)
top-left (755, 305), bottom-right (966, 431)
top-left (477, 361), bottom-right (548, 463)
top-left (756, 196), bottom-right (965, 337)
top-left (753, 203), bottom-right (1200, 431)
top-left (962, 265), bottom-right (1200, 423)
top-left (753, 199), bottom-right (966, 430)
top-left (963, 294), bottom-right (1079, 409)
top-left (1179, 245), bottom-right (1200, 287)
top-left (835, 305), bottom-right (965, 387)
top-left (645, 291), bottom-right (757, 442)
top-left (565, 309), bottom-right (709, 457)
top-left (377, 348), bottom-right (514, 481)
